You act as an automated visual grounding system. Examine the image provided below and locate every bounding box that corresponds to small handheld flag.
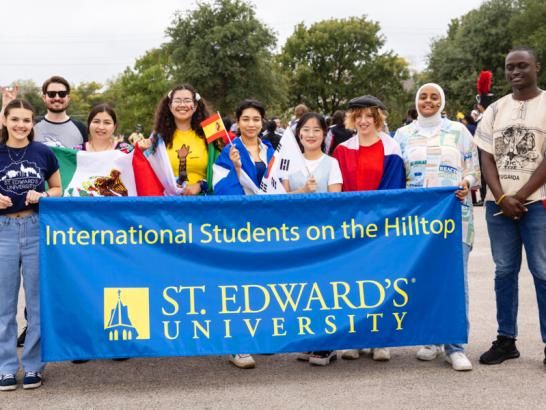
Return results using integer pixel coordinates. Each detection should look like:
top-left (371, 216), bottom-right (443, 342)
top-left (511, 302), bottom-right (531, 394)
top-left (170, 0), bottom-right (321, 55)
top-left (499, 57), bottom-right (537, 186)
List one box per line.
top-left (200, 112), bottom-right (231, 144)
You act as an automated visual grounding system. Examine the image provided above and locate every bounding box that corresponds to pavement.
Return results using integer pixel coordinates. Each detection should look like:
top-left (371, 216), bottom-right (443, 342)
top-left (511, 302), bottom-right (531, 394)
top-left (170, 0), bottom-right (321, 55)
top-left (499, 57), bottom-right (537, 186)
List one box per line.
top-left (3, 206), bottom-right (546, 409)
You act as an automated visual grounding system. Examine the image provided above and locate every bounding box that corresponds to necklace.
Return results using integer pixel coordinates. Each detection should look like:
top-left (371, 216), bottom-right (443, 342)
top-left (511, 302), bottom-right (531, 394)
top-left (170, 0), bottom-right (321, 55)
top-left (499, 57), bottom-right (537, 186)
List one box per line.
top-left (7, 144), bottom-right (29, 163)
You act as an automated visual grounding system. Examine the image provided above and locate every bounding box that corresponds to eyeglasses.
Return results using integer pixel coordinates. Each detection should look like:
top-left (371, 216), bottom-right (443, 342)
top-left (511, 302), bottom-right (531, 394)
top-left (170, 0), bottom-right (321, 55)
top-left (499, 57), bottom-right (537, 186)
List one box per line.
top-left (45, 91), bottom-right (69, 98)
top-left (171, 98), bottom-right (194, 106)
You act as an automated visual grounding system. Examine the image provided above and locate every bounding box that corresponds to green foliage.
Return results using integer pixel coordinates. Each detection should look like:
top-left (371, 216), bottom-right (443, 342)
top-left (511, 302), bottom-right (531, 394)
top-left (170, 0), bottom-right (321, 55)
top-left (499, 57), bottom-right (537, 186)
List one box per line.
top-left (424, 0), bottom-right (534, 113)
top-left (278, 17), bottom-right (410, 126)
top-left (510, 0), bottom-right (546, 86)
top-left (164, 0), bottom-right (286, 116)
top-left (103, 48), bottom-right (171, 135)
top-left (69, 82), bottom-right (105, 122)
top-left (6, 80), bottom-right (45, 117)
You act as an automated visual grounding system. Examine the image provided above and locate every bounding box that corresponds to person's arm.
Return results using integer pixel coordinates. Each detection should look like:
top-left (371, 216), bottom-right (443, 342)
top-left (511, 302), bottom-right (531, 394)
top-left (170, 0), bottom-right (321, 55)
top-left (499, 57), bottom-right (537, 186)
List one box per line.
top-left (456, 126), bottom-right (479, 201)
top-left (25, 170), bottom-right (62, 205)
top-left (480, 150), bottom-right (526, 218)
top-left (283, 176), bottom-right (317, 194)
top-left (514, 157), bottom-right (546, 203)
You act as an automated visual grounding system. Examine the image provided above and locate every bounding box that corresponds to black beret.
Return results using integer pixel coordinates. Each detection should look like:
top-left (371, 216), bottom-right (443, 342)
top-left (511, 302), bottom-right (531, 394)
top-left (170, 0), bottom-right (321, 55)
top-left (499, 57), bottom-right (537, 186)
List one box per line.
top-left (347, 95), bottom-right (386, 110)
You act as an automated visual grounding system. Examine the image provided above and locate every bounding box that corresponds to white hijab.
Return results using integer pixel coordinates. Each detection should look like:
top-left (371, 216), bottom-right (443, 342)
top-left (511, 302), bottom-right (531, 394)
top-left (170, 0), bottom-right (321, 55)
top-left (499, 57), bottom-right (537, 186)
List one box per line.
top-left (415, 83), bottom-right (445, 131)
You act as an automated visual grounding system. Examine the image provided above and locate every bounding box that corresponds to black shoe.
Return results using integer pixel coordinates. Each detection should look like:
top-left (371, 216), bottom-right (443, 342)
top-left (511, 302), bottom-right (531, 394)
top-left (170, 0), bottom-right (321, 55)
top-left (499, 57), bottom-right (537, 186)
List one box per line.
top-left (22, 371), bottom-right (42, 390)
top-left (479, 336), bottom-right (520, 364)
top-left (309, 351), bottom-right (337, 366)
top-left (17, 327), bottom-right (27, 348)
top-left (71, 360), bottom-right (89, 364)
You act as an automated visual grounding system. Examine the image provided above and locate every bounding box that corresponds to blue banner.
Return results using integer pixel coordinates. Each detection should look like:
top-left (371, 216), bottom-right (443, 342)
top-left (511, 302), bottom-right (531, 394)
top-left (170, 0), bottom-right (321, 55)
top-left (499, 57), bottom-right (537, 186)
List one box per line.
top-left (40, 188), bottom-right (466, 361)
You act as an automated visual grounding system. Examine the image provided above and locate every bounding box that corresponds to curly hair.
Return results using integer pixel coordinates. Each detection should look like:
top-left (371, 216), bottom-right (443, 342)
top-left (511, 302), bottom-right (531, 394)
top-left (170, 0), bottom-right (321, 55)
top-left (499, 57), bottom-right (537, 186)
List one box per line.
top-left (152, 84), bottom-right (209, 149)
top-left (345, 106), bottom-right (387, 132)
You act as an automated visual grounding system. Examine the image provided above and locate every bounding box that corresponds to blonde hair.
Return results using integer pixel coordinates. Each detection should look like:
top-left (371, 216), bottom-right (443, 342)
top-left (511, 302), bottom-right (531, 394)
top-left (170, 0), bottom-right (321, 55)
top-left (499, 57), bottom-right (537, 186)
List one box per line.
top-left (345, 107), bottom-right (387, 131)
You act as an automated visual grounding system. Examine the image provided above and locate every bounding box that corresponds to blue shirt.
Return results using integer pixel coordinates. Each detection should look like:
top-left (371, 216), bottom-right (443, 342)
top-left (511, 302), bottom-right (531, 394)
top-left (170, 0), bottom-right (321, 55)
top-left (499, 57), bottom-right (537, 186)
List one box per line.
top-left (0, 141), bottom-right (59, 214)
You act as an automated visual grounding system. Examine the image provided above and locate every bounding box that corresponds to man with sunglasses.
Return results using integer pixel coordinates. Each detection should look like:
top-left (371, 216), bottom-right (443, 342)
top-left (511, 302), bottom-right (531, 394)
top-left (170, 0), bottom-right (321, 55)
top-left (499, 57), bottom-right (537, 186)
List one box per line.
top-left (34, 76), bottom-right (87, 148)
top-left (17, 76), bottom-right (88, 348)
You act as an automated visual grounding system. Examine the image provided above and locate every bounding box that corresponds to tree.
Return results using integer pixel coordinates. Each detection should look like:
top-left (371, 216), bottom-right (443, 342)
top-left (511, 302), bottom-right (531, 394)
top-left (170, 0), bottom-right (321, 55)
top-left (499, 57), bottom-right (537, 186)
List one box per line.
top-left (164, 0), bottom-right (286, 116)
top-left (4, 80), bottom-right (45, 117)
top-left (69, 82), bottom-right (105, 122)
top-left (103, 48), bottom-right (171, 135)
top-left (510, 0), bottom-right (546, 86)
top-left (278, 17), bottom-right (410, 124)
top-left (425, 0), bottom-right (517, 111)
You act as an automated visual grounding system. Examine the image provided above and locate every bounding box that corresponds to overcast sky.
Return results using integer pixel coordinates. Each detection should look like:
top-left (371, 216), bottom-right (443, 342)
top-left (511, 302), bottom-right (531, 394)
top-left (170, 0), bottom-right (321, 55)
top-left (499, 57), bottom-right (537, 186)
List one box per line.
top-left (0, 0), bottom-right (485, 87)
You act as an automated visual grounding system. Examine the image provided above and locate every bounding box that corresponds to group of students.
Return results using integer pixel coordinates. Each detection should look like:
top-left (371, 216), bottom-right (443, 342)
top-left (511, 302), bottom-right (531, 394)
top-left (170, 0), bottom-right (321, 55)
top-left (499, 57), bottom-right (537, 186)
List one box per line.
top-left (5, 47), bottom-right (546, 390)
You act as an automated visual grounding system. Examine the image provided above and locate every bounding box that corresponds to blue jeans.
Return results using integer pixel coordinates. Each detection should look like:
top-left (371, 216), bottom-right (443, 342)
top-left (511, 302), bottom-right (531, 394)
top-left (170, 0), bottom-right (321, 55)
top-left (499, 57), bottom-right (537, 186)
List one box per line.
top-left (444, 243), bottom-right (471, 355)
top-left (0, 214), bottom-right (44, 374)
top-left (485, 201), bottom-right (546, 343)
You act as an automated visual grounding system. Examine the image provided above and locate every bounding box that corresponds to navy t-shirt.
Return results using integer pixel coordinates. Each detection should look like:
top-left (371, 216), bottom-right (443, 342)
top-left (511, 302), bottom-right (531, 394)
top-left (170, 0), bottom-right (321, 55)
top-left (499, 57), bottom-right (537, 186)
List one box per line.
top-left (0, 141), bottom-right (59, 215)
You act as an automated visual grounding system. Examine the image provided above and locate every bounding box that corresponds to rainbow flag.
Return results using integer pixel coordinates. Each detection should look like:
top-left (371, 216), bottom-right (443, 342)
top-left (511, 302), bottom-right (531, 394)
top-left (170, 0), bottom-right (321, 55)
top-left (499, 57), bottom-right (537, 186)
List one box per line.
top-left (200, 112), bottom-right (227, 144)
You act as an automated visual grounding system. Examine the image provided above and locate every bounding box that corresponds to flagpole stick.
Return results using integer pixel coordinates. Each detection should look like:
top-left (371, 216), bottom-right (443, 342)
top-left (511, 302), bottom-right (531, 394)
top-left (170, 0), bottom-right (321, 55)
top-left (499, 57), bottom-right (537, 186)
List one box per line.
top-left (218, 111), bottom-right (233, 145)
top-left (493, 199), bottom-right (541, 216)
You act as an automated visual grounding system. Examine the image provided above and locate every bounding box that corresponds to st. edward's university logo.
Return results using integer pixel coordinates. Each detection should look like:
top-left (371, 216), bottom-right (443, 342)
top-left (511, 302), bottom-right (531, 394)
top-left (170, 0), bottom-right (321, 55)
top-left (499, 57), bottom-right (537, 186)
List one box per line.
top-left (104, 288), bottom-right (150, 341)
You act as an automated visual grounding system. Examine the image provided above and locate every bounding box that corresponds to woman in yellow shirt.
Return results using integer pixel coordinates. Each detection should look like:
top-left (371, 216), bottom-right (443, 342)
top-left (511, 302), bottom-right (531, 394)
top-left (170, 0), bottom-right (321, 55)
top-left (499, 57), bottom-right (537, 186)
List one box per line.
top-left (149, 84), bottom-right (222, 195)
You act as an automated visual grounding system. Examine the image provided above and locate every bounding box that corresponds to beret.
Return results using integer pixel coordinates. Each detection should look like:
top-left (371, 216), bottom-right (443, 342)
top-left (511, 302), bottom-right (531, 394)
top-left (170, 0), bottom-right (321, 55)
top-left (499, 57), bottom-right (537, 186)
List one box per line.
top-left (347, 95), bottom-right (386, 110)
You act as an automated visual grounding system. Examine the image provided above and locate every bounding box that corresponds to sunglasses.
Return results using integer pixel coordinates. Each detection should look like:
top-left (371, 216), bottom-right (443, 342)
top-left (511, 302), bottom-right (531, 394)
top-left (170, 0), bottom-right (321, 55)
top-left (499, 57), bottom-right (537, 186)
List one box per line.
top-left (45, 91), bottom-right (69, 98)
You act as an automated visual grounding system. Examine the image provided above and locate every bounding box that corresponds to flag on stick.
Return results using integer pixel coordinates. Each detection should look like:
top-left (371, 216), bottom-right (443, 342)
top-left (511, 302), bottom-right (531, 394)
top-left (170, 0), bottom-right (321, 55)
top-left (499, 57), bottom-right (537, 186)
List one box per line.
top-left (200, 112), bottom-right (230, 144)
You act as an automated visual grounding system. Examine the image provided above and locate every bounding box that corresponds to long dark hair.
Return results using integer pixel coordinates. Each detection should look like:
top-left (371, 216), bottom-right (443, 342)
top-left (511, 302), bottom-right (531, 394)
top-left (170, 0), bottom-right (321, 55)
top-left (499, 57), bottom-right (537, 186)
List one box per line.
top-left (1, 99), bottom-right (35, 144)
top-left (87, 103), bottom-right (117, 135)
top-left (152, 84), bottom-right (209, 148)
top-left (295, 112), bottom-right (327, 153)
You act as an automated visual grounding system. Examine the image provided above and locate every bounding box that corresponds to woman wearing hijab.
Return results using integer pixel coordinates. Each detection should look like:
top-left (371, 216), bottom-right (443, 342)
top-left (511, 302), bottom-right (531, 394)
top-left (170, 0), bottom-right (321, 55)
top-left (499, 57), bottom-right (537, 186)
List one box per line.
top-left (394, 83), bottom-right (480, 371)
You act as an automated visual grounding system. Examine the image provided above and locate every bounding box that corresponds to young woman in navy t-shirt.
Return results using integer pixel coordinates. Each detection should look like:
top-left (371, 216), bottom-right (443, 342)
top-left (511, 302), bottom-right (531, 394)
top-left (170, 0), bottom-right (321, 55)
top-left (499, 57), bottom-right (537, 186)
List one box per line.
top-left (0, 99), bottom-right (61, 391)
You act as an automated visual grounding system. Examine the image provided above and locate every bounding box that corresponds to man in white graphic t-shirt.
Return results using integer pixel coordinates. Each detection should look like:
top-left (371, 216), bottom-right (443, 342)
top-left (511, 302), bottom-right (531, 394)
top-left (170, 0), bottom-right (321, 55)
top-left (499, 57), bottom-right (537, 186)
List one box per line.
top-left (475, 46), bottom-right (546, 366)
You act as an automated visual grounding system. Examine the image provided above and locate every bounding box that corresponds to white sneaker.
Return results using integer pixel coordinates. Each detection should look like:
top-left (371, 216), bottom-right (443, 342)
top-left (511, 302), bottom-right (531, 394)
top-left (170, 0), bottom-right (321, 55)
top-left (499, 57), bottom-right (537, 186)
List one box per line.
top-left (416, 345), bottom-right (442, 361)
top-left (372, 348), bottom-right (391, 361)
top-left (341, 349), bottom-right (360, 360)
top-left (296, 352), bottom-right (311, 361)
top-left (445, 351), bottom-right (473, 371)
top-left (229, 354), bottom-right (256, 369)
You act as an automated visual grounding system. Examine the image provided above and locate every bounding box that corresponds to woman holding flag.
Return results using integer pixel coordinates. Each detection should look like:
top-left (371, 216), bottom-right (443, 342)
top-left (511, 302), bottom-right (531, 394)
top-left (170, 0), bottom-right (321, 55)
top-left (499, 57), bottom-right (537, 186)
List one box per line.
top-left (141, 84), bottom-right (222, 195)
top-left (282, 112), bottom-right (342, 194)
top-left (0, 99), bottom-right (61, 391)
top-left (213, 99), bottom-right (275, 196)
top-left (333, 95), bottom-right (405, 363)
top-left (213, 99), bottom-right (275, 369)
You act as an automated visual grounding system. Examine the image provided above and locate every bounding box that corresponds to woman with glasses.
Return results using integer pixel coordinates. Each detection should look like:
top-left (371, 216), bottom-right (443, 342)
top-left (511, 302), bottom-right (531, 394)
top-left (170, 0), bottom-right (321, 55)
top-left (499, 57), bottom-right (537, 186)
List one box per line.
top-left (0, 99), bottom-right (61, 391)
top-left (140, 84), bottom-right (222, 195)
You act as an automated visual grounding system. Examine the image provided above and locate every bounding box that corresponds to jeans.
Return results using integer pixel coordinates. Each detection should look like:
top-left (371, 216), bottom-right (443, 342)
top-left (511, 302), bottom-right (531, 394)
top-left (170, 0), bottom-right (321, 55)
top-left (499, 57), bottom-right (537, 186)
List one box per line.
top-left (0, 214), bottom-right (44, 374)
top-left (444, 243), bottom-right (471, 355)
top-left (485, 201), bottom-right (546, 343)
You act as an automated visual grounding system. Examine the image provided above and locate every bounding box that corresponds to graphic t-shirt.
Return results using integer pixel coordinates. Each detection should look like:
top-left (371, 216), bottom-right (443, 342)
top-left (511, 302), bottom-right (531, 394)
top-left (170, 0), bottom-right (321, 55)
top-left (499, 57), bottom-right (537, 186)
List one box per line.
top-left (475, 91), bottom-right (546, 201)
top-left (166, 130), bottom-right (208, 184)
top-left (34, 117), bottom-right (87, 148)
top-left (0, 141), bottom-right (59, 214)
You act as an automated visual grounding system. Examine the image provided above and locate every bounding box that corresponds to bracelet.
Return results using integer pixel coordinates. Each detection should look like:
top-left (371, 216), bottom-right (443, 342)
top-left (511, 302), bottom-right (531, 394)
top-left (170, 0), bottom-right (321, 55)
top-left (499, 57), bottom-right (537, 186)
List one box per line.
top-left (43, 191), bottom-right (50, 198)
top-left (495, 194), bottom-right (507, 205)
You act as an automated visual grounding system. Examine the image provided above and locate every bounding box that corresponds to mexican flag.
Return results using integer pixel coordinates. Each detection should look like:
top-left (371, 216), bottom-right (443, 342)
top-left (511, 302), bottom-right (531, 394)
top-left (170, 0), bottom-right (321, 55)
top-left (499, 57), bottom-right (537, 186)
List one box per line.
top-left (52, 147), bottom-right (164, 197)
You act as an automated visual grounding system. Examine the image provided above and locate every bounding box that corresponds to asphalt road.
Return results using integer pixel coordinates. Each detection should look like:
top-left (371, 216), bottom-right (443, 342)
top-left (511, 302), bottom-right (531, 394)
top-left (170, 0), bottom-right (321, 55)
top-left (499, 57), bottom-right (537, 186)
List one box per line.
top-left (4, 206), bottom-right (546, 409)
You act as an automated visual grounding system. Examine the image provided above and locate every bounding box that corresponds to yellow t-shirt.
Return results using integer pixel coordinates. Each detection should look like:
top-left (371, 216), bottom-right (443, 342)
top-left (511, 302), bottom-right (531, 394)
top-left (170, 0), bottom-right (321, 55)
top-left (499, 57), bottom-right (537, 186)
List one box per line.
top-left (166, 129), bottom-right (208, 184)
